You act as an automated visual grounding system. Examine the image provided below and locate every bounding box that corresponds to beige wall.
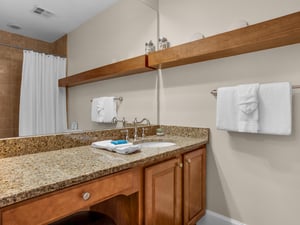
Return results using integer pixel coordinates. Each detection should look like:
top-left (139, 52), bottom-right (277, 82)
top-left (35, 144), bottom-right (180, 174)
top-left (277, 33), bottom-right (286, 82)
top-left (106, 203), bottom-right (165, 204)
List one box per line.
top-left (159, 1), bottom-right (300, 225)
top-left (67, 0), bottom-right (300, 225)
top-left (160, 47), bottom-right (300, 225)
top-left (67, 0), bottom-right (157, 130)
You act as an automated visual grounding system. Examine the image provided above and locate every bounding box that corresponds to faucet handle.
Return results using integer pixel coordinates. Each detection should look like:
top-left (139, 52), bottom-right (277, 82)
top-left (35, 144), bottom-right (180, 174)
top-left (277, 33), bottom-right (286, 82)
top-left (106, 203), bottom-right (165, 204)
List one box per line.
top-left (142, 127), bottom-right (149, 139)
top-left (121, 129), bottom-right (129, 141)
top-left (122, 117), bottom-right (127, 128)
top-left (146, 119), bottom-right (150, 126)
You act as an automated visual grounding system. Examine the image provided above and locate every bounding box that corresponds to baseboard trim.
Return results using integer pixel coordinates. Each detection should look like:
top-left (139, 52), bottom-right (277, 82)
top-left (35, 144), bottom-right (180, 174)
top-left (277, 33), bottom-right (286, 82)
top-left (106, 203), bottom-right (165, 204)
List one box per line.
top-left (197, 210), bottom-right (246, 225)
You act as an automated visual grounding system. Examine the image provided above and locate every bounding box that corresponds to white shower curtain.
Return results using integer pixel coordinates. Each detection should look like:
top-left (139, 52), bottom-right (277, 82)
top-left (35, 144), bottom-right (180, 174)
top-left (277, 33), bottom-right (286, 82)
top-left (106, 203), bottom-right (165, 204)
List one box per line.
top-left (19, 50), bottom-right (67, 136)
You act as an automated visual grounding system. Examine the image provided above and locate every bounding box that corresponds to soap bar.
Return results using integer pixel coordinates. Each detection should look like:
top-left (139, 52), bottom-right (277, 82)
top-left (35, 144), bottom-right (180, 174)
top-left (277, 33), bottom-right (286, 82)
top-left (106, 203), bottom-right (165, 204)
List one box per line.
top-left (111, 140), bottom-right (128, 145)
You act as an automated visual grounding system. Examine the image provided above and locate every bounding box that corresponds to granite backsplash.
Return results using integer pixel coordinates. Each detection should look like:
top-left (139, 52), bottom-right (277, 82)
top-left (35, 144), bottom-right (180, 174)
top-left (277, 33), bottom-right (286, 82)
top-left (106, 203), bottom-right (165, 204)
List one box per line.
top-left (0, 125), bottom-right (208, 158)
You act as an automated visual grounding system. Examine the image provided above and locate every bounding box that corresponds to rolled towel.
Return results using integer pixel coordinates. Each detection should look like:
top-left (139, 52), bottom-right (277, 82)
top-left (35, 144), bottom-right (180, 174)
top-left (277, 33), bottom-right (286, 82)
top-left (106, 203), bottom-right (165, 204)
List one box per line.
top-left (237, 83), bottom-right (259, 133)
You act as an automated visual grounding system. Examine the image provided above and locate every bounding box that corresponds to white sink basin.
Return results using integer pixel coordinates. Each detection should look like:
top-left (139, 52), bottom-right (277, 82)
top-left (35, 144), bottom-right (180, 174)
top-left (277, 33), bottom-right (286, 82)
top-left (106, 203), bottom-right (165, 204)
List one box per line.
top-left (139, 141), bottom-right (176, 148)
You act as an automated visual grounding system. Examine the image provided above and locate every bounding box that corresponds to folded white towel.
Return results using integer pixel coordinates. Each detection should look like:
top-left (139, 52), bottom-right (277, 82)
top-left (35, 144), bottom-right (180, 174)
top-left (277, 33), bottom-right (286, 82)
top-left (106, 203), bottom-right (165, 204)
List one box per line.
top-left (92, 140), bottom-right (132, 151)
top-left (237, 83), bottom-right (259, 133)
top-left (216, 86), bottom-right (239, 132)
top-left (258, 82), bottom-right (292, 135)
top-left (91, 98), bottom-right (103, 122)
top-left (91, 97), bottom-right (117, 123)
top-left (114, 145), bottom-right (141, 154)
top-left (216, 82), bottom-right (292, 135)
top-left (91, 140), bottom-right (141, 154)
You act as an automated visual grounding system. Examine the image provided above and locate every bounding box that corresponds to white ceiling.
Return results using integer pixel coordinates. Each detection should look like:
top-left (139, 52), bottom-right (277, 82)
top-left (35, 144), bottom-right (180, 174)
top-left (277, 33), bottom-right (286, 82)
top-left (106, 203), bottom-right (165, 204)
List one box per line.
top-left (0, 0), bottom-right (119, 42)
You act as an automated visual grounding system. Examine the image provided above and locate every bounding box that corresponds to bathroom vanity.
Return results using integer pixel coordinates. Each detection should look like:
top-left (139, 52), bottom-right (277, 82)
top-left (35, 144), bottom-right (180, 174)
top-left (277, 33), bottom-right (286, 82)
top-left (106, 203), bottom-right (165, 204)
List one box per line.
top-left (0, 126), bottom-right (208, 225)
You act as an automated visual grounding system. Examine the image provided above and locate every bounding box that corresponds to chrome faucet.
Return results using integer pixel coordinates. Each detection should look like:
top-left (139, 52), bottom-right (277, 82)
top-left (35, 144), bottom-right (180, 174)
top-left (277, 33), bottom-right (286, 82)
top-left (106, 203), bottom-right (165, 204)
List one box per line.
top-left (133, 117), bottom-right (150, 126)
top-left (133, 117), bottom-right (150, 141)
top-left (112, 117), bottom-right (127, 128)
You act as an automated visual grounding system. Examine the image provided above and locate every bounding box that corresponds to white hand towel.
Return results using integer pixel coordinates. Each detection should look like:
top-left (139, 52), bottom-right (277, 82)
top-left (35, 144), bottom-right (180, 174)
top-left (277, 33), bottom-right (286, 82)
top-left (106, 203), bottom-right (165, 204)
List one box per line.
top-left (91, 140), bottom-right (133, 151)
top-left (216, 82), bottom-right (292, 135)
top-left (91, 140), bottom-right (140, 154)
top-left (114, 145), bottom-right (141, 154)
top-left (237, 83), bottom-right (259, 133)
top-left (91, 98), bottom-right (103, 122)
top-left (216, 86), bottom-right (239, 132)
top-left (102, 97), bottom-right (117, 123)
top-left (258, 82), bottom-right (292, 135)
top-left (91, 97), bottom-right (117, 123)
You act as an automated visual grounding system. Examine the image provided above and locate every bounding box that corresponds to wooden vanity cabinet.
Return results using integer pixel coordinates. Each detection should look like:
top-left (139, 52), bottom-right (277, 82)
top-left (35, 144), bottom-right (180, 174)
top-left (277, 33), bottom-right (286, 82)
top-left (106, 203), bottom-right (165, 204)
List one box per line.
top-left (0, 168), bottom-right (141, 225)
top-left (183, 147), bottom-right (206, 225)
top-left (144, 146), bottom-right (206, 225)
top-left (0, 146), bottom-right (206, 225)
top-left (144, 157), bottom-right (183, 225)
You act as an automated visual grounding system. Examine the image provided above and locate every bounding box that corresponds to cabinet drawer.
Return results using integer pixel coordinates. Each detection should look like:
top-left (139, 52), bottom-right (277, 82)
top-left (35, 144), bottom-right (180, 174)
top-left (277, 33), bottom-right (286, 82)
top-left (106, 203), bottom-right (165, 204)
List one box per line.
top-left (2, 168), bottom-right (139, 225)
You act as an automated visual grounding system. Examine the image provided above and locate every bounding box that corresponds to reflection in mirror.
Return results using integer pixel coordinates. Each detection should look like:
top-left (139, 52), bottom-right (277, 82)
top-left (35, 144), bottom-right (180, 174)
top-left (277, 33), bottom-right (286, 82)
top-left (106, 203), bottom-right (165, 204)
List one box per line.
top-left (0, 0), bottom-right (158, 139)
top-left (67, 0), bottom-right (158, 134)
top-left (0, 32), bottom-right (68, 139)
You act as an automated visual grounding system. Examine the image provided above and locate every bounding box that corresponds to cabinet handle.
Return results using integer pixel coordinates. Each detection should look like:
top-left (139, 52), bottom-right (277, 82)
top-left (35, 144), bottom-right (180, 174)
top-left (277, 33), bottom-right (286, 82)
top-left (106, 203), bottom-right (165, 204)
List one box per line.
top-left (186, 159), bottom-right (191, 164)
top-left (177, 163), bottom-right (183, 168)
top-left (82, 192), bottom-right (91, 201)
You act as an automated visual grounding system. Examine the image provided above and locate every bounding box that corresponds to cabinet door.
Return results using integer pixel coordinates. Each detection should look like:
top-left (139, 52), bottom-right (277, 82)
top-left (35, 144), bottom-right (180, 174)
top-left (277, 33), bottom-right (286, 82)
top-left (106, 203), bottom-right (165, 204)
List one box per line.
top-left (183, 147), bottom-right (206, 225)
top-left (145, 158), bottom-right (182, 225)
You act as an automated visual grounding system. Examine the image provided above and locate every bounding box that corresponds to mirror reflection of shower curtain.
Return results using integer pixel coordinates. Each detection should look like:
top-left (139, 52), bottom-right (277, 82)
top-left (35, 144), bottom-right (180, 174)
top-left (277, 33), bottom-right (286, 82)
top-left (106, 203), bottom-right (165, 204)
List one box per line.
top-left (19, 50), bottom-right (67, 136)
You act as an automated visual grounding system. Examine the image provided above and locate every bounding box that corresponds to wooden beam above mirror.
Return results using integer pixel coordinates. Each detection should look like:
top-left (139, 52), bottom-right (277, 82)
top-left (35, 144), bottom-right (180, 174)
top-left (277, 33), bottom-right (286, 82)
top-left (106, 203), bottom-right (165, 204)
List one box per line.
top-left (58, 55), bottom-right (155, 87)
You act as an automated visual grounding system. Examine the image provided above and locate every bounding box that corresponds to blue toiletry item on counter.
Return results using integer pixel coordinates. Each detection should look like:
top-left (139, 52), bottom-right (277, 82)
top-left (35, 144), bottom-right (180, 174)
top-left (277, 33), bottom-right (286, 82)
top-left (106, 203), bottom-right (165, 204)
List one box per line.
top-left (111, 140), bottom-right (128, 145)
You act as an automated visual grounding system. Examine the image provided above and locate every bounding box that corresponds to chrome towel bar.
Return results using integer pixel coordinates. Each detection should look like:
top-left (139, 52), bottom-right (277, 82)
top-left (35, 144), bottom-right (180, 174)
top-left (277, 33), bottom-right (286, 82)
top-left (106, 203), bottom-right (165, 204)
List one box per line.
top-left (90, 96), bottom-right (123, 102)
top-left (211, 84), bottom-right (300, 96)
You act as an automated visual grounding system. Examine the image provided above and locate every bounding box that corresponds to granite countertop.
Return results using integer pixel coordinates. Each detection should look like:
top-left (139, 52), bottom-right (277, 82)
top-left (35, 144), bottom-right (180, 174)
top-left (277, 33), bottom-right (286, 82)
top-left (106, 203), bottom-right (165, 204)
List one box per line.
top-left (0, 134), bottom-right (208, 208)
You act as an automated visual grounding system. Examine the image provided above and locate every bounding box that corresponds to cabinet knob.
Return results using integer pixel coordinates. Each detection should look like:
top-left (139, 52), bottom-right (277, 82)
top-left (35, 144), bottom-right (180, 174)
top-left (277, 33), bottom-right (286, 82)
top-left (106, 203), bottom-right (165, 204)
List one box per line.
top-left (82, 192), bottom-right (91, 201)
top-left (177, 163), bottom-right (183, 168)
top-left (186, 159), bottom-right (191, 164)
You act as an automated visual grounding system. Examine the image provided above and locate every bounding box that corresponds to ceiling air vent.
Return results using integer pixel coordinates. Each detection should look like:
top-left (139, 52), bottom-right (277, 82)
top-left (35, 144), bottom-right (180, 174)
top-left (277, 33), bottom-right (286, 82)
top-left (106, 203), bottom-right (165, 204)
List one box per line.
top-left (32, 6), bottom-right (54, 18)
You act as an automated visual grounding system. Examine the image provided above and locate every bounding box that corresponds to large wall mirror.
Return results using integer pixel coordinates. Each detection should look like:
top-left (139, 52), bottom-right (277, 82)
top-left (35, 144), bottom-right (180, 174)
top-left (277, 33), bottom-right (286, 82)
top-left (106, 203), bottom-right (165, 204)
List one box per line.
top-left (0, 0), bottom-right (158, 139)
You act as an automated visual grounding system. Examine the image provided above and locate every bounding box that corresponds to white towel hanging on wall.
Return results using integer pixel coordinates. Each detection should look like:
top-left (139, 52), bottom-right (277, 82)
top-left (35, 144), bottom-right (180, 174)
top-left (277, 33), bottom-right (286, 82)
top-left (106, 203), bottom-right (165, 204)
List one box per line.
top-left (237, 83), bottom-right (259, 133)
top-left (91, 97), bottom-right (117, 123)
top-left (216, 86), bottom-right (239, 132)
top-left (216, 82), bottom-right (292, 135)
top-left (258, 82), bottom-right (292, 135)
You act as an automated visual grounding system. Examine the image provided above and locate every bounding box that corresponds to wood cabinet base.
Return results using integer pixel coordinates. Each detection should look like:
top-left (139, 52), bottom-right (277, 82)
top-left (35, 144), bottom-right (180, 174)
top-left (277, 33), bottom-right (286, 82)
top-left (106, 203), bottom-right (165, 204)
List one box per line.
top-left (0, 146), bottom-right (206, 225)
top-left (144, 147), bottom-right (206, 225)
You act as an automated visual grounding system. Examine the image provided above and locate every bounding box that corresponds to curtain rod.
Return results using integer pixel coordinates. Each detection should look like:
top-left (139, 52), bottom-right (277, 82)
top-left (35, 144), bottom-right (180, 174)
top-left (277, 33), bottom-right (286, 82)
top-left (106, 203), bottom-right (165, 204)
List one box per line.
top-left (0, 42), bottom-right (25, 50)
top-left (211, 84), bottom-right (300, 96)
top-left (0, 42), bottom-right (64, 57)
